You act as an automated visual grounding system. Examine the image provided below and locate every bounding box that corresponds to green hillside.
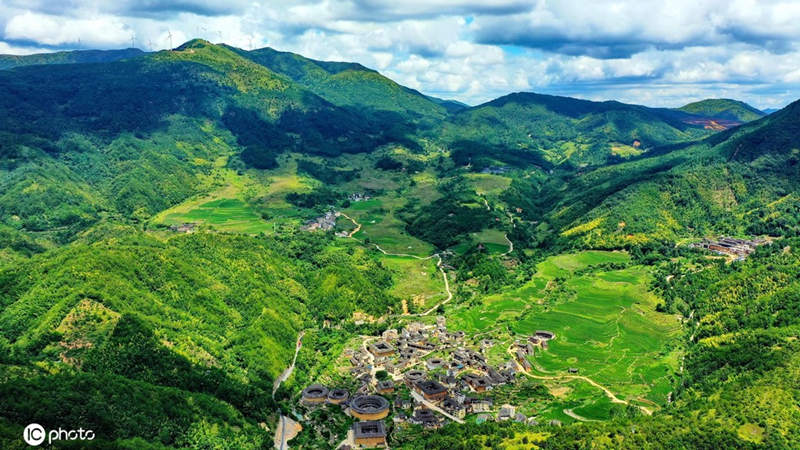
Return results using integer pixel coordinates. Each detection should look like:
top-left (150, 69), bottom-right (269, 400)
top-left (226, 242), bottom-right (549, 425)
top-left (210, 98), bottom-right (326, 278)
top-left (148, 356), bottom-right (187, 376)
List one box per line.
top-left (0, 48), bottom-right (145, 70)
top-left (404, 239), bottom-right (800, 448)
top-left (678, 98), bottom-right (766, 123)
top-left (441, 92), bottom-right (713, 167)
top-left (0, 230), bottom-right (396, 448)
top-left (547, 100), bottom-right (800, 248)
top-left (230, 46), bottom-right (448, 119)
top-left (1, 39), bottom-right (800, 448)
top-left (0, 40), bottom-right (425, 247)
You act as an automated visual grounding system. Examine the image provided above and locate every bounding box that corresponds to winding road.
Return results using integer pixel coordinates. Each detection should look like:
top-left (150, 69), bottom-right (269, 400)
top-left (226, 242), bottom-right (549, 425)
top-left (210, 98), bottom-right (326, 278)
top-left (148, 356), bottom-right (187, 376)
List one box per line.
top-left (374, 244), bottom-right (453, 316)
top-left (501, 233), bottom-right (513, 256)
top-left (273, 330), bottom-right (305, 398)
top-left (563, 408), bottom-right (598, 422)
top-left (272, 331), bottom-right (305, 449)
top-left (337, 212), bottom-right (362, 238)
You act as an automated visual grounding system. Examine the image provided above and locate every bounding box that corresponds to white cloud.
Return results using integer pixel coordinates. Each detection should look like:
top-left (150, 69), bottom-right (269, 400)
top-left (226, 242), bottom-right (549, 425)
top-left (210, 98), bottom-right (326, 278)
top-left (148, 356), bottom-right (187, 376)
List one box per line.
top-left (0, 40), bottom-right (51, 55)
top-left (1, 1), bottom-right (799, 109)
top-left (5, 11), bottom-right (133, 47)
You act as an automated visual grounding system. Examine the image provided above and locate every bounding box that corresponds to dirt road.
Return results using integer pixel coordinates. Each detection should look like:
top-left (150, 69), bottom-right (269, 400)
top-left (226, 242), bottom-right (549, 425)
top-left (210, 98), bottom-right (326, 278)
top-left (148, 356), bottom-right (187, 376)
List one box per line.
top-left (374, 244), bottom-right (453, 316)
top-left (506, 345), bottom-right (653, 415)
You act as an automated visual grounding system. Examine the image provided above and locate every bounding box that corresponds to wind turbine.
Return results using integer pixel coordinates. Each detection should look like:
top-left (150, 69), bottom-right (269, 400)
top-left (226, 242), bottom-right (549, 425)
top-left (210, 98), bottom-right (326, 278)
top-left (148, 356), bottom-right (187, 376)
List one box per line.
top-left (130, 33), bottom-right (135, 49)
top-left (167, 30), bottom-right (173, 49)
top-left (148, 39), bottom-right (153, 51)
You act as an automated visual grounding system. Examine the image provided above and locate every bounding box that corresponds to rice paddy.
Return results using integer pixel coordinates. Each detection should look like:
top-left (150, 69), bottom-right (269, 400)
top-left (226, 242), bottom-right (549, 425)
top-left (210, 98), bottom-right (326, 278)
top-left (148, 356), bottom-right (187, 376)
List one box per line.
top-left (447, 250), bottom-right (683, 417)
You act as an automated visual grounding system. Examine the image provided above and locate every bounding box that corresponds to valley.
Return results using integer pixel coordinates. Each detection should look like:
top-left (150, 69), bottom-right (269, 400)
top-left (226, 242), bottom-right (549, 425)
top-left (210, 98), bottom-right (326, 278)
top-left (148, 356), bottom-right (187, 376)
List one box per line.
top-left (1, 38), bottom-right (799, 449)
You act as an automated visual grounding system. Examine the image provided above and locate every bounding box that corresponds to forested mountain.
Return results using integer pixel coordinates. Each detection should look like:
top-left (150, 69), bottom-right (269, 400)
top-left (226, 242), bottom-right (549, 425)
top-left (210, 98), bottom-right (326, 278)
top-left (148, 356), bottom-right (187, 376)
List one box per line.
top-left (440, 92), bottom-right (717, 167)
top-left (1, 39), bottom-right (798, 448)
top-left (229, 46), bottom-right (449, 119)
top-left (0, 39), bottom-right (421, 246)
top-left (0, 48), bottom-right (144, 70)
top-left (545, 99), bottom-right (800, 248)
top-left (678, 98), bottom-right (766, 123)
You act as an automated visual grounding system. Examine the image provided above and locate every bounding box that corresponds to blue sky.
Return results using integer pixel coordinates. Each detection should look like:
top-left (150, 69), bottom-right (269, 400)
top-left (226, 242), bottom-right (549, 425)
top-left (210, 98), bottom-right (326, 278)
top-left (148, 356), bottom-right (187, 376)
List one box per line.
top-left (1, 0), bottom-right (799, 109)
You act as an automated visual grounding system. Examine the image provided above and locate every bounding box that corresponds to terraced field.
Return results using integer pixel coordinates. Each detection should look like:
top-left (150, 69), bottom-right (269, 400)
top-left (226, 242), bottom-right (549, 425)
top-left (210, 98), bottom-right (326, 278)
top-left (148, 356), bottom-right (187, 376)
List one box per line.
top-left (447, 251), bottom-right (683, 419)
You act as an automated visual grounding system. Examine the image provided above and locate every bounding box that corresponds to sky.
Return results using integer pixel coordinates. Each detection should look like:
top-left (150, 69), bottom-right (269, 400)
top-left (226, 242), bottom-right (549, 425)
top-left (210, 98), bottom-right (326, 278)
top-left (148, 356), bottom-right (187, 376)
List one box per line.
top-left (1, 0), bottom-right (799, 109)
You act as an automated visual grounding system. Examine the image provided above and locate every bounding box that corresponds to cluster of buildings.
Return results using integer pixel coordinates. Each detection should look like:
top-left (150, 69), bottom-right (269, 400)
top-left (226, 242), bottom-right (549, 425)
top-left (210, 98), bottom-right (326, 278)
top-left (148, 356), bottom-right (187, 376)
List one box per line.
top-left (300, 384), bottom-right (390, 447)
top-left (348, 193), bottom-right (371, 202)
top-left (513, 330), bottom-right (555, 371)
top-left (301, 318), bottom-right (562, 447)
top-left (303, 210), bottom-right (339, 232)
top-left (480, 165), bottom-right (511, 175)
top-left (168, 222), bottom-right (196, 233)
top-left (690, 236), bottom-right (768, 259)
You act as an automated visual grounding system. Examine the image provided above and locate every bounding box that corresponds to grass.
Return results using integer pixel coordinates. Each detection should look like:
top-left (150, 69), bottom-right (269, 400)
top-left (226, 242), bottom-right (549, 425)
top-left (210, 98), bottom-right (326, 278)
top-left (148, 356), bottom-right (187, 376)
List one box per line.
top-left (151, 154), bottom-right (316, 234)
top-left (380, 255), bottom-right (446, 312)
top-left (344, 194), bottom-right (434, 256)
top-left (150, 152), bottom-right (445, 253)
top-left (530, 378), bottom-right (618, 422)
top-left (447, 250), bottom-right (683, 415)
top-left (162, 197), bottom-right (272, 234)
top-left (469, 228), bottom-right (510, 254)
top-left (610, 142), bottom-right (644, 158)
top-left (464, 173), bottom-right (512, 196)
top-left (151, 167), bottom-right (273, 234)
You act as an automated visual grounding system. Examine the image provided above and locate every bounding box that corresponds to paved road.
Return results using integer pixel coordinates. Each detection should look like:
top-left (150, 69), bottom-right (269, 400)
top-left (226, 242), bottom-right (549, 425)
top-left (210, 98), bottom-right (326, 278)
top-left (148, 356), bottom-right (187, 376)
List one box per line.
top-left (501, 234), bottom-right (513, 256)
top-left (273, 330), bottom-right (305, 398)
top-left (274, 415), bottom-right (301, 450)
top-left (410, 391), bottom-right (465, 424)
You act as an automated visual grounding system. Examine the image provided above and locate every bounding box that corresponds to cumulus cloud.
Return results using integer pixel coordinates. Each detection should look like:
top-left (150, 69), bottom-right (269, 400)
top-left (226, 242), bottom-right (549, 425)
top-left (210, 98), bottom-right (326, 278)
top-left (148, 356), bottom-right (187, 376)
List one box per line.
top-left (5, 12), bottom-right (133, 47)
top-left (471, 0), bottom-right (800, 58)
top-left (1, 0), bottom-right (799, 109)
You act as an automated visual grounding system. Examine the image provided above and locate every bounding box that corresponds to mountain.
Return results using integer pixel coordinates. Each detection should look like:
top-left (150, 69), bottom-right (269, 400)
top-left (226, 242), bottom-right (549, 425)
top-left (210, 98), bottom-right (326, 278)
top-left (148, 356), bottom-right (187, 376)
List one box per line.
top-left (0, 48), bottom-right (145, 70)
top-left (544, 99), bottom-right (800, 248)
top-left (2, 39), bottom-right (800, 448)
top-left (678, 98), bottom-right (765, 124)
top-left (228, 45), bottom-right (449, 119)
top-left (439, 91), bottom-right (715, 167)
top-left (0, 39), bottom-right (426, 245)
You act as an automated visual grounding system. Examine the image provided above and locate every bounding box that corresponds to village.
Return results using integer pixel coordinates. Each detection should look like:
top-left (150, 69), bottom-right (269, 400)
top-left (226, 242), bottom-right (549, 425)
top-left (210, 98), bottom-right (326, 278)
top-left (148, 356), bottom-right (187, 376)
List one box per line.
top-left (297, 317), bottom-right (562, 448)
top-left (689, 236), bottom-right (769, 260)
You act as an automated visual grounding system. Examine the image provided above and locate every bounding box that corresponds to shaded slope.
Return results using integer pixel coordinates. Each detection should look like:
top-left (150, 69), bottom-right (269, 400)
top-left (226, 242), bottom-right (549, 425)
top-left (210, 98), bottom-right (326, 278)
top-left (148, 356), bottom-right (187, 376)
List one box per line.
top-left (678, 98), bottom-right (765, 123)
top-left (229, 45), bottom-right (448, 118)
top-left (0, 48), bottom-right (145, 70)
top-left (0, 230), bottom-right (397, 446)
top-left (547, 99), bottom-right (800, 246)
top-left (0, 40), bottom-right (413, 244)
top-left (441, 92), bottom-right (714, 167)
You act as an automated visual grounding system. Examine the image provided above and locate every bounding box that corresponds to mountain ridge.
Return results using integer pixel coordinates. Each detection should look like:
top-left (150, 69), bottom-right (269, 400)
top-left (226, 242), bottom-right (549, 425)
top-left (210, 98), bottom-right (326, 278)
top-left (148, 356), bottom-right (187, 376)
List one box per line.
top-left (678, 98), bottom-right (765, 123)
top-left (1, 39), bottom-right (799, 449)
top-left (0, 48), bottom-right (146, 70)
